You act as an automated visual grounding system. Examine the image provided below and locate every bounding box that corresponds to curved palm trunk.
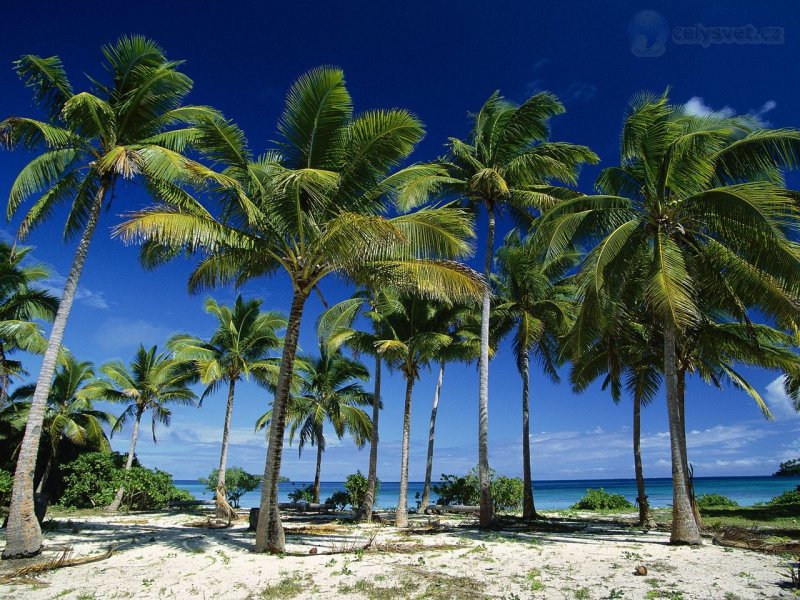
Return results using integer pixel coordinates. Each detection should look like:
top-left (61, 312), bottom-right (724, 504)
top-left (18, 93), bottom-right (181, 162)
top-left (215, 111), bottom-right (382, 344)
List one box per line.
top-left (633, 392), bottom-right (655, 529)
top-left (106, 408), bottom-right (143, 512)
top-left (395, 375), bottom-right (415, 527)
top-left (356, 354), bottom-right (381, 522)
top-left (255, 290), bottom-right (307, 553)
top-left (3, 180), bottom-right (108, 559)
top-left (420, 362), bottom-right (444, 511)
top-left (313, 442), bottom-right (323, 504)
top-left (677, 369), bottom-right (702, 529)
top-left (215, 379), bottom-right (237, 519)
top-left (478, 202), bottom-right (495, 527)
top-left (521, 351), bottom-right (536, 520)
top-left (664, 324), bottom-right (701, 545)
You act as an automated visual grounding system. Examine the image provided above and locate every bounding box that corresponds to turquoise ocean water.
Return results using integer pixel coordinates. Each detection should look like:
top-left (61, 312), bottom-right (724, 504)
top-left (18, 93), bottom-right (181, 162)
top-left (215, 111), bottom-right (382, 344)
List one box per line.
top-left (175, 476), bottom-right (800, 510)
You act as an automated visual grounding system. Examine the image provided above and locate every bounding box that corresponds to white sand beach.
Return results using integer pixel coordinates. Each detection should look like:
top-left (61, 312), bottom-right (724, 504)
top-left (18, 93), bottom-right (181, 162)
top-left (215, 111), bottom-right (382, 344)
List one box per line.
top-left (1, 511), bottom-right (795, 599)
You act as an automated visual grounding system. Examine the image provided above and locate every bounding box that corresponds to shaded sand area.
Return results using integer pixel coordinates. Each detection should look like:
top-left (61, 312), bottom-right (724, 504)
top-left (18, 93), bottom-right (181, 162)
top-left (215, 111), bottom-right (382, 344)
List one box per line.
top-left (1, 511), bottom-right (796, 599)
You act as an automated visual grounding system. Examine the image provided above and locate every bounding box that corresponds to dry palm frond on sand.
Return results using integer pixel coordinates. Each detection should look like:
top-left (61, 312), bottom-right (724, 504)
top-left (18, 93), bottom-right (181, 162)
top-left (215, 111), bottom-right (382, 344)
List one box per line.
top-left (0, 545), bottom-right (118, 585)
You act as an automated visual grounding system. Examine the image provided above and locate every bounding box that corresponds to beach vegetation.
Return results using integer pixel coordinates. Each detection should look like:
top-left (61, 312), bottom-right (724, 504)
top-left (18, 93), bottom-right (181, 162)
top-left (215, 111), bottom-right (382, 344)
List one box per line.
top-left (0, 468), bottom-right (12, 506)
top-left (696, 493), bottom-right (739, 508)
top-left (288, 484), bottom-right (316, 504)
top-left (767, 487), bottom-right (800, 506)
top-left (774, 458), bottom-right (800, 477)
top-left (259, 572), bottom-right (311, 599)
top-left (199, 466), bottom-right (261, 509)
top-left (571, 488), bottom-right (634, 511)
top-left (432, 467), bottom-right (524, 511)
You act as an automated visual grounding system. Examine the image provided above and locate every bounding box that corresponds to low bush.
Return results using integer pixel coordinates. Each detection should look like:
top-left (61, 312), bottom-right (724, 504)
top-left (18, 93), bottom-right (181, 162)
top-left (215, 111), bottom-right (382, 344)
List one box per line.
top-left (199, 467), bottom-right (261, 508)
top-left (0, 469), bottom-right (12, 507)
top-left (343, 470), bottom-right (380, 510)
top-left (433, 467), bottom-right (524, 512)
top-left (288, 484), bottom-right (315, 503)
top-left (325, 490), bottom-right (350, 510)
top-left (767, 486), bottom-right (800, 506)
top-left (59, 452), bottom-right (192, 510)
top-left (571, 488), bottom-right (633, 511)
top-left (696, 493), bottom-right (739, 509)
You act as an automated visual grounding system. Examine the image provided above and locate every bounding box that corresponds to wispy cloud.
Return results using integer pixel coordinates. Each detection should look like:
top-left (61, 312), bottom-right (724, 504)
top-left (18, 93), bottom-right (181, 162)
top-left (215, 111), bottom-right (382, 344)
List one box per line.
top-left (765, 376), bottom-right (799, 420)
top-left (683, 96), bottom-right (776, 126)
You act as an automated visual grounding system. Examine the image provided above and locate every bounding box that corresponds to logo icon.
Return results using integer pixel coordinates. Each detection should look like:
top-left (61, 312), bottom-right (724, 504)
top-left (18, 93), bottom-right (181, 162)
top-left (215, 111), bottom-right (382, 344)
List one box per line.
top-left (628, 10), bottom-right (669, 57)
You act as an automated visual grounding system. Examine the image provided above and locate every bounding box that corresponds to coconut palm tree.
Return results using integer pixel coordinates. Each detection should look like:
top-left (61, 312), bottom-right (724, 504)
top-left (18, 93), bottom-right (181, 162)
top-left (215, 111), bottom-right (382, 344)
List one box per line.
top-left (494, 230), bottom-right (578, 520)
top-left (114, 67), bottom-right (483, 552)
top-left (257, 345), bottom-right (373, 503)
top-left (393, 91), bottom-right (598, 525)
top-left (1, 36), bottom-right (226, 558)
top-left (82, 345), bottom-right (197, 512)
top-left (0, 243), bottom-right (59, 405)
top-left (371, 295), bottom-right (457, 527)
top-left (317, 289), bottom-right (401, 521)
top-left (536, 92), bottom-right (800, 544)
top-left (10, 353), bottom-right (113, 502)
top-left (168, 295), bottom-right (285, 519)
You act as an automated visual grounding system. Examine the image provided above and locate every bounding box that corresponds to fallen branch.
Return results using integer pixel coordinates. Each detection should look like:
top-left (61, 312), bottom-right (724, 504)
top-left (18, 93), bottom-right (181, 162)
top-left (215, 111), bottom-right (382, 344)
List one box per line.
top-left (0, 544), bottom-right (118, 585)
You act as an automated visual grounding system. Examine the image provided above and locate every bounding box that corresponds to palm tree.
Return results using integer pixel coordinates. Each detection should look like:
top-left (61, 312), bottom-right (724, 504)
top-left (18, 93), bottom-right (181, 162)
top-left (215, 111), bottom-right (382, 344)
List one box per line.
top-left (168, 295), bottom-right (285, 519)
top-left (10, 353), bottom-right (113, 502)
top-left (372, 295), bottom-right (457, 527)
top-left (1, 36), bottom-right (225, 558)
top-left (0, 243), bottom-right (59, 404)
top-left (317, 289), bottom-right (401, 521)
top-left (257, 345), bottom-right (373, 503)
top-left (115, 68), bottom-right (482, 552)
top-left (494, 230), bottom-right (578, 520)
top-left (418, 305), bottom-right (483, 512)
top-left (82, 345), bottom-right (197, 512)
top-left (567, 258), bottom-right (661, 529)
top-left (536, 92), bottom-right (800, 544)
top-left (394, 91), bottom-right (598, 525)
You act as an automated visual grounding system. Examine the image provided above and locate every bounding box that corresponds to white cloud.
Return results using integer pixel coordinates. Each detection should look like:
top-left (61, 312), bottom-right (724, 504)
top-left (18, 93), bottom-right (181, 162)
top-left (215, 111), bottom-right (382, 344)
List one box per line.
top-left (765, 376), bottom-right (799, 420)
top-left (41, 273), bottom-right (109, 310)
top-left (92, 317), bottom-right (175, 354)
top-left (683, 96), bottom-right (777, 127)
top-left (683, 96), bottom-right (735, 118)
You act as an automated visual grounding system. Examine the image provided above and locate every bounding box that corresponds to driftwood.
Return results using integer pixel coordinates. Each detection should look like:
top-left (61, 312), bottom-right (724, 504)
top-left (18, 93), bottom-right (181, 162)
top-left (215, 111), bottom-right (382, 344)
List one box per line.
top-left (424, 504), bottom-right (480, 515)
top-left (0, 545), bottom-right (118, 585)
top-left (712, 528), bottom-right (800, 554)
top-left (248, 504), bottom-right (338, 531)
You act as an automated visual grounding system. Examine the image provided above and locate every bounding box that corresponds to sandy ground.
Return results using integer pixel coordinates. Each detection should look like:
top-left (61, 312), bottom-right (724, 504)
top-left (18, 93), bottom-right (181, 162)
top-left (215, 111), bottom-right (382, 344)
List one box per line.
top-left (0, 510), bottom-right (796, 599)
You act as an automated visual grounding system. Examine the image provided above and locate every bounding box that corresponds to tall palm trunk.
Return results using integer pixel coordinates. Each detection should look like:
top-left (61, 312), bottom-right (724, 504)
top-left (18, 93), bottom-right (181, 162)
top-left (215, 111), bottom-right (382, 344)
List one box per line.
top-left (3, 180), bottom-right (108, 559)
top-left (633, 392), bottom-right (655, 529)
top-left (255, 290), bottom-right (307, 553)
top-left (521, 351), bottom-right (536, 520)
top-left (395, 375), bottom-right (415, 527)
top-left (215, 378), bottom-right (237, 519)
top-left (356, 354), bottom-right (381, 521)
top-left (106, 408), bottom-right (143, 512)
top-left (664, 323), bottom-right (701, 545)
top-left (676, 368), bottom-right (701, 528)
top-left (478, 201), bottom-right (495, 527)
top-left (0, 342), bottom-right (9, 406)
top-left (313, 442), bottom-right (323, 504)
top-left (420, 362), bottom-right (444, 510)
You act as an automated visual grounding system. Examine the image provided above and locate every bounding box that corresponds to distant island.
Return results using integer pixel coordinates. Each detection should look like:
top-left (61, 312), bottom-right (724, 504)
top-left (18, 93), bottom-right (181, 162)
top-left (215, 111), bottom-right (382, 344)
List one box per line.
top-left (774, 458), bottom-right (800, 476)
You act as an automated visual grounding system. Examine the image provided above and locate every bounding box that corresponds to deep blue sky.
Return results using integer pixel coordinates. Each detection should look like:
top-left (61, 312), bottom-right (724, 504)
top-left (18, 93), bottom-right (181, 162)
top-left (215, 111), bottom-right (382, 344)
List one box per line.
top-left (2, 1), bottom-right (798, 480)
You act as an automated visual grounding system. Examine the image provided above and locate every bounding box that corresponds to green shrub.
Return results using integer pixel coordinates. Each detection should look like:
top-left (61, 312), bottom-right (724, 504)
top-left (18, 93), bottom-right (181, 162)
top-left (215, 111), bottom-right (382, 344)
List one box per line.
top-left (432, 467), bottom-right (524, 512)
top-left (0, 469), bottom-right (12, 507)
top-left (766, 487), bottom-right (800, 506)
top-left (288, 484), bottom-right (315, 503)
top-left (571, 488), bottom-right (634, 511)
top-left (325, 490), bottom-right (350, 510)
top-left (492, 475), bottom-right (524, 511)
top-left (199, 467), bottom-right (261, 508)
top-left (59, 452), bottom-right (121, 508)
top-left (343, 470), bottom-right (380, 510)
top-left (696, 493), bottom-right (739, 509)
top-left (59, 452), bottom-right (192, 510)
top-left (118, 467), bottom-right (194, 510)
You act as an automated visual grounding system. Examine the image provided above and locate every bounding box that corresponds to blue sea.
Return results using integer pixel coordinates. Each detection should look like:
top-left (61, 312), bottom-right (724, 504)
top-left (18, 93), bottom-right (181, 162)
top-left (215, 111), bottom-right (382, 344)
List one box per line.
top-left (174, 475), bottom-right (800, 510)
